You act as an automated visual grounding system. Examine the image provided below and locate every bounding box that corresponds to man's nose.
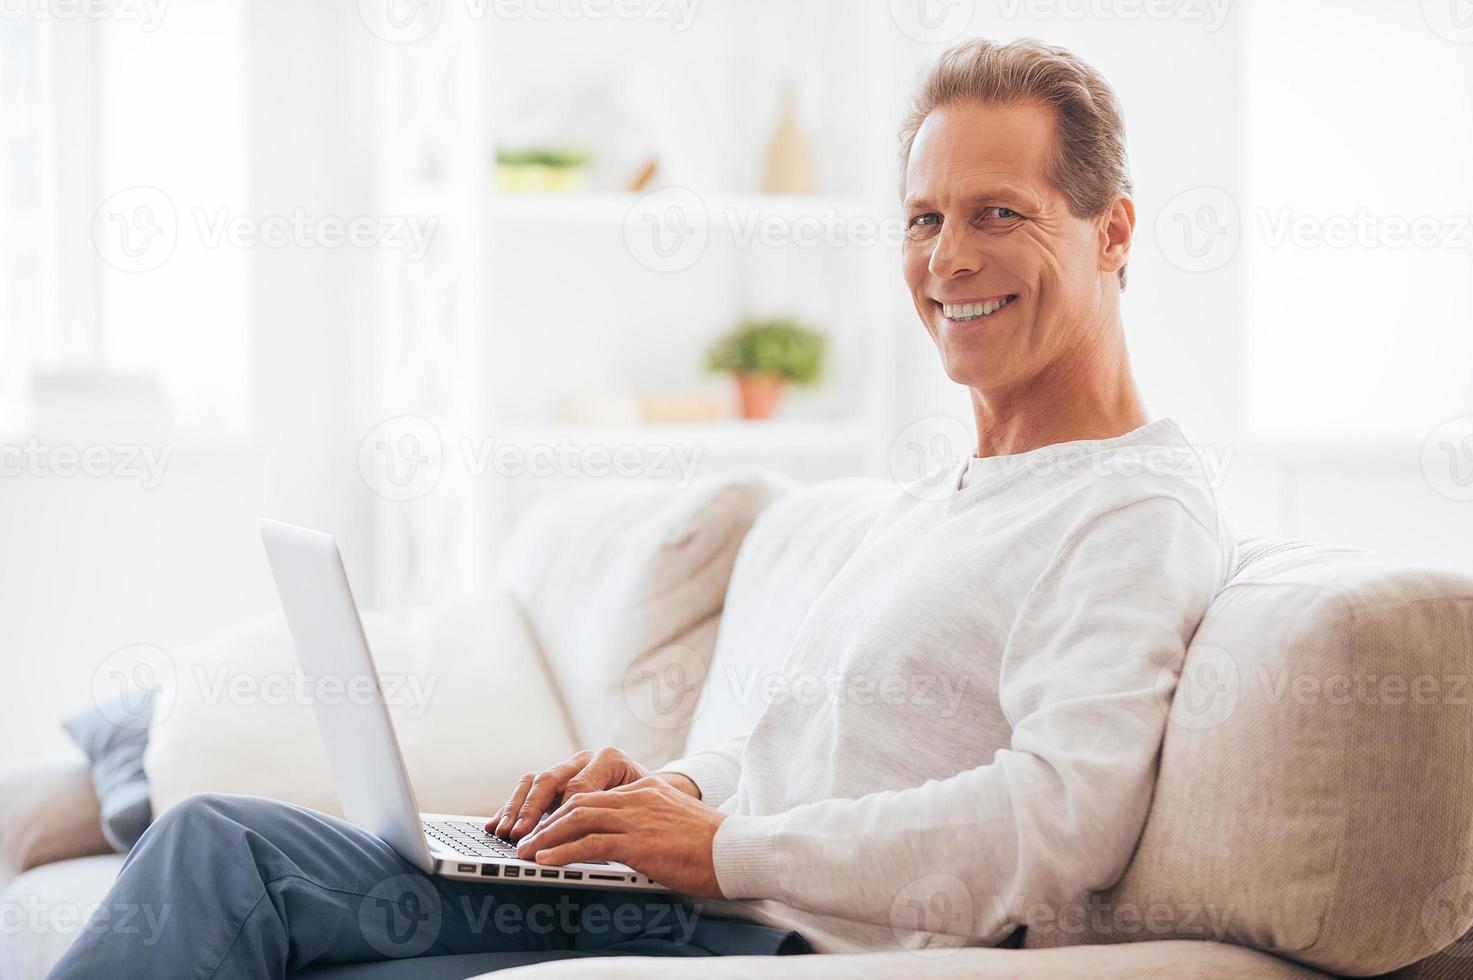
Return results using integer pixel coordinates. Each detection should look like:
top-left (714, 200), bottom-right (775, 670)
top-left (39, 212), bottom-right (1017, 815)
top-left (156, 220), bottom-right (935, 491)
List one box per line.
top-left (928, 223), bottom-right (983, 280)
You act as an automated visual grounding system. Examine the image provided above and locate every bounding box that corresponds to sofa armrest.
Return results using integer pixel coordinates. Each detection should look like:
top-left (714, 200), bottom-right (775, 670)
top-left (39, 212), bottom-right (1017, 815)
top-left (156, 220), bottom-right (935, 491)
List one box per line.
top-left (0, 750), bottom-right (111, 887)
top-left (491, 940), bottom-right (1330, 980)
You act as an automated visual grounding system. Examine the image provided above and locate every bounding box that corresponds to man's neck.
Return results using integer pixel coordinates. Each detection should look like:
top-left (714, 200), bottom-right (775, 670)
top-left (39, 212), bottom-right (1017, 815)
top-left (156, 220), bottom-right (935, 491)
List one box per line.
top-left (969, 331), bottom-right (1147, 459)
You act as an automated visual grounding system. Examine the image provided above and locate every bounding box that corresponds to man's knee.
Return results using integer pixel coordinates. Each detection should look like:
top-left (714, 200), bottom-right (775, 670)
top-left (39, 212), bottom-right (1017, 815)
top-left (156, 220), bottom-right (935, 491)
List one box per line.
top-left (148, 793), bottom-right (297, 848)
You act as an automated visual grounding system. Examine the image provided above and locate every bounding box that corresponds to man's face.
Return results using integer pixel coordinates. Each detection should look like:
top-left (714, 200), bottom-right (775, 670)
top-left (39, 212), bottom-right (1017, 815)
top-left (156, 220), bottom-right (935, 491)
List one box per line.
top-left (902, 99), bottom-right (1117, 392)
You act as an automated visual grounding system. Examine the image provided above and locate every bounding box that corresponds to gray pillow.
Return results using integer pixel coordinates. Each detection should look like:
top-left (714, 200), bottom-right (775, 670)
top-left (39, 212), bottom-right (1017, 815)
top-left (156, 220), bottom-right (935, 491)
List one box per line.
top-left (62, 690), bottom-right (155, 851)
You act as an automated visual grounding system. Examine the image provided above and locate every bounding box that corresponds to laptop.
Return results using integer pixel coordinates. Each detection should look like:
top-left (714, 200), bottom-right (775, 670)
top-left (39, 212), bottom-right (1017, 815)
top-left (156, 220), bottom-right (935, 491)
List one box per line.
top-left (260, 518), bottom-right (667, 892)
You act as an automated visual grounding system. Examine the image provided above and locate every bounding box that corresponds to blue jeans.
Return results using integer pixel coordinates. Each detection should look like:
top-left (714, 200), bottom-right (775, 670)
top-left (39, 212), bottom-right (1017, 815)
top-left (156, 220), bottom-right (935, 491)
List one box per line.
top-left (46, 794), bottom-right (808, 979)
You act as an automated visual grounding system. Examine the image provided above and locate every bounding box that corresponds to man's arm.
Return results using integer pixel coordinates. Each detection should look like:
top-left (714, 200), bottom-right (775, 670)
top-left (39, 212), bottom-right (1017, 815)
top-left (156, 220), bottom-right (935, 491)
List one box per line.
top-left (655, 733), bottom-right (748, 807)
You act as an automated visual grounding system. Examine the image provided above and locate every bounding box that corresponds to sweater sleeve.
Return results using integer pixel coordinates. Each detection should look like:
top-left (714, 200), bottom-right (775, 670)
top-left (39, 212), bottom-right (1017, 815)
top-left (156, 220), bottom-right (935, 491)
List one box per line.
top-left (657, 733), bottom-right (747, 809)
top-left (708, 495), bottom-right (1223, 940)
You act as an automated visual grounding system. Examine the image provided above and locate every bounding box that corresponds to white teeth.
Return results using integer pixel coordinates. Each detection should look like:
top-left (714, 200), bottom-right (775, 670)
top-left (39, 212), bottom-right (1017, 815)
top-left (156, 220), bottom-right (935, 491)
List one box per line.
top-left (942, 296), bottom-right (1014, 321)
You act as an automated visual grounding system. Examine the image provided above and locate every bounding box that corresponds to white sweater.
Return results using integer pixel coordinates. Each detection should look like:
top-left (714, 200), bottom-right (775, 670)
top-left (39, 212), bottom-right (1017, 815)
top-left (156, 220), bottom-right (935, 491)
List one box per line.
top-left (661, 418), bottom-right (1235, 953)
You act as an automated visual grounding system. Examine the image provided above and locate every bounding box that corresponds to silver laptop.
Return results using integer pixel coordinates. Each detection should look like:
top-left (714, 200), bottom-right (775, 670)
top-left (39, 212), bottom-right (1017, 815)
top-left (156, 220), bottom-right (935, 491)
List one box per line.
top-left (260, 519), bottom-right (667, 892)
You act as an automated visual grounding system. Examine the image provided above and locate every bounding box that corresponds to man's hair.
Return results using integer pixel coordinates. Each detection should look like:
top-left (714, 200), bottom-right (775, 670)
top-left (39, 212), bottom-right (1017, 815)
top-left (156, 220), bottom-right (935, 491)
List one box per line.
top-left (899, 38), bottom-right (1134, 289)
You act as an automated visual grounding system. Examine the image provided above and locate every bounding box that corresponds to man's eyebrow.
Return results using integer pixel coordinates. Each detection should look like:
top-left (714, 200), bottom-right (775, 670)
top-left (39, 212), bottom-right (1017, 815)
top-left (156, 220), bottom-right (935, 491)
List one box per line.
top-left (903, 188), bottom-right (1027, 211)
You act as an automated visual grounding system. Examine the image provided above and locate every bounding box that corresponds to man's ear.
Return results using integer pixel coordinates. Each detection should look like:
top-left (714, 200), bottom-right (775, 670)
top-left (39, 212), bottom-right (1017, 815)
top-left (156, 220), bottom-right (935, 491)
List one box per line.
top-left (1100, 196), bottom-right (1135, 279)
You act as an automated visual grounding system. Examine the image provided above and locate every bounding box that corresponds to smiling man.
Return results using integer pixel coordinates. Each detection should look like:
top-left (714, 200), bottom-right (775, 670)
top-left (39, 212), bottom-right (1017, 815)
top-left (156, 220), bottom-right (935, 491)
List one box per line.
top-left (49, 38), bottom-right (1233, 977)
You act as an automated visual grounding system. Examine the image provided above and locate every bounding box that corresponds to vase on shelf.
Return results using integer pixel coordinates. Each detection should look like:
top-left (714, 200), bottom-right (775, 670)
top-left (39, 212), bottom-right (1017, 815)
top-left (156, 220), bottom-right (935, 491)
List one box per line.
top-left (763, 83), bottom-right (813, 195)
top-left (735, 372), bottom-right (785, 420)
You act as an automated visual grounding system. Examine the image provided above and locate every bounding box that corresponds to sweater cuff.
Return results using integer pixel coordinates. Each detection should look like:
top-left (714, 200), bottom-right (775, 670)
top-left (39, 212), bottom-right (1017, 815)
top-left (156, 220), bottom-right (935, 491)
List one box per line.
top-left (711, 813), bottom-right (781, 900)
top-left (657, 755), bottom-right (738, 809)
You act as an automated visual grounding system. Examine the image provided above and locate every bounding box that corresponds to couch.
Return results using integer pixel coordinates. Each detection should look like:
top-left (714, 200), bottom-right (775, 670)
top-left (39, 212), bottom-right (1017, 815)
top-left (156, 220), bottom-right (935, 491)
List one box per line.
top-left (4, 473), bottom-right (1473, 979)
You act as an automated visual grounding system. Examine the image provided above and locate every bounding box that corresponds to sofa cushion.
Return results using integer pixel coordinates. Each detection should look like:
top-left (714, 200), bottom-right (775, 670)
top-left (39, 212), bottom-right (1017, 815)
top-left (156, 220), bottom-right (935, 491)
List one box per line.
top-left (146, 587), bottom-right (578, 820)
top-left (0, 854), bottom-right (126, 980)
top-left (63, 691), bottom-right (155, 851)
top-left (0, 752), bottom-right (110, 886)
top-left (493, 472), bottom-right (789, 768)
top-left (680, 478), bottom-right (895, 757)
top-left (1021, 537), bottom-right (1473, 976)
top-left (483, 939), bottom-right (1328, 979)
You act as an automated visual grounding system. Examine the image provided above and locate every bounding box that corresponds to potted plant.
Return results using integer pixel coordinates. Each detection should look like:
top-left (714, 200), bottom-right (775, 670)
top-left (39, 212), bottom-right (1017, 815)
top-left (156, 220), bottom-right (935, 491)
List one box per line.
top-left (705, 318), bottom-right (826, 420)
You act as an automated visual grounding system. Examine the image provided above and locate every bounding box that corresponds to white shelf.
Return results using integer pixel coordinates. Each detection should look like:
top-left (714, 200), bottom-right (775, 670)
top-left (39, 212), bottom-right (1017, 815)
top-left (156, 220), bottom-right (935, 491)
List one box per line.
top-left (483, 191), bottom-right (876, 227)
top-left (492, 419), bottom-right (872, 455)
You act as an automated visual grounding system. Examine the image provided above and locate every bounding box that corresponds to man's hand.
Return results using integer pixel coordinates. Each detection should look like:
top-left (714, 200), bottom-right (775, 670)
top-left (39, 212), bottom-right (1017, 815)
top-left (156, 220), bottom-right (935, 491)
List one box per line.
top-left (489, 747), bottom-right (699, 841)
top-left (516, 776), bottom-right (727, 898)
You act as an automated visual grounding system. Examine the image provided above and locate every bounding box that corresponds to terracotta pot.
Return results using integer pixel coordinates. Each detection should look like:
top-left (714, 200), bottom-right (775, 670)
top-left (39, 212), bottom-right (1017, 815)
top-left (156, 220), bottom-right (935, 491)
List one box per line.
top-left (735, 372), bottom-right (785, 420)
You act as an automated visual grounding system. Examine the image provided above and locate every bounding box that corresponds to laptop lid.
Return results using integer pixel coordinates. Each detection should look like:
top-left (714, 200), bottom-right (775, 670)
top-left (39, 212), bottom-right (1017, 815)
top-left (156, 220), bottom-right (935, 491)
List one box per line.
top-left (260, 519), bottom-right (435, 873)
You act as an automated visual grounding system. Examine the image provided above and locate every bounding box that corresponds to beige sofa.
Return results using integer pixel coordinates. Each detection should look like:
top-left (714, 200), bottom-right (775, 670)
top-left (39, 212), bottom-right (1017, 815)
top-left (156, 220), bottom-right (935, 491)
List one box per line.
top-left (4, 475), bottom-right (1473, 979)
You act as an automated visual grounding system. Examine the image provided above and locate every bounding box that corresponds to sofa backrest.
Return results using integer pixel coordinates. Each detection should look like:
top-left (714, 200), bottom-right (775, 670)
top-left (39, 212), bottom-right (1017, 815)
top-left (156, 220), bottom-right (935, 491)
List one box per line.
top-left (1020, 537), bottom-right (1473, 976)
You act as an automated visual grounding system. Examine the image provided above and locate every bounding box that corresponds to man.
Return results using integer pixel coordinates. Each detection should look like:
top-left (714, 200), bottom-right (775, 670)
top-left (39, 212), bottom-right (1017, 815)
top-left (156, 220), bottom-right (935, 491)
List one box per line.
top-left (49, 37), bottom-right (1232, 977)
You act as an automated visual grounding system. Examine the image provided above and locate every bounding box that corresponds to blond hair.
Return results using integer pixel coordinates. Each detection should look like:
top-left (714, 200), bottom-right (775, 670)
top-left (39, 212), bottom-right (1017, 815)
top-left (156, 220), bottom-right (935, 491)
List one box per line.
top-left (900, 38), bottom-right (1133, 288)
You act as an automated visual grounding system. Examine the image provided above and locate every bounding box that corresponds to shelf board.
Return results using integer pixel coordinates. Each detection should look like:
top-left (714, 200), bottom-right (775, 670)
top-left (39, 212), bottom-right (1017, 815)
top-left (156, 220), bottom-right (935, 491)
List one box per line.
top-left (490, 419), bottom-right (872, 455)
top-left (483, 192), bottom-right (877, 227)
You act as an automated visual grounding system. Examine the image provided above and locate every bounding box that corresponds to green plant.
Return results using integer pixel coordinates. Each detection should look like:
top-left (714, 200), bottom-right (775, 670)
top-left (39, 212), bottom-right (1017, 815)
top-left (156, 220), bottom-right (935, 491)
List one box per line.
top-left (705, 318), bottom-right (827, 386)
top-left (495, 147), bottom-right (593, 169)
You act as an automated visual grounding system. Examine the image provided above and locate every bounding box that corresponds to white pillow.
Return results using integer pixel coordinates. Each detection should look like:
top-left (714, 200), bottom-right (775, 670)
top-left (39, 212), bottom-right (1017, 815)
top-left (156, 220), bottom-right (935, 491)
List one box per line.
top-left (681, 479), bottom-right (895, 756)
top-left (145, 587), bottom-right (578, 819)
top-left (492, 471), bottom-right (789, 768)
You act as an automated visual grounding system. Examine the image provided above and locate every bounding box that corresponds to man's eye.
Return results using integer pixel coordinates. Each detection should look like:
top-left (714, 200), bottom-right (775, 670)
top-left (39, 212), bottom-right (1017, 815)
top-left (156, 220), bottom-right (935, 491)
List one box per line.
top-left (984, 207), bottom-right (1020, 221)
top-left (909, 213), bottom-right (941, 229)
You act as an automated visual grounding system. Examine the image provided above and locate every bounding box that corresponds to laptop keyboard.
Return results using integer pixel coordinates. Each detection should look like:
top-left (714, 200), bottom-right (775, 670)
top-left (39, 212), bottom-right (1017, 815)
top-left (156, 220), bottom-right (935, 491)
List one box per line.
top-left (422, 819), bottom-right (611, 865)
top-left (423, 820), bottom-right (522, 859)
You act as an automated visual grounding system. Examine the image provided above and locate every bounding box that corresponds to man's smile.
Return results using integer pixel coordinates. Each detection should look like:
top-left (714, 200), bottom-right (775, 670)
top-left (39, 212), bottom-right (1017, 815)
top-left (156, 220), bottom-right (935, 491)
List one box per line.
top-left (936, 294), bottom-right (1019, 323)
